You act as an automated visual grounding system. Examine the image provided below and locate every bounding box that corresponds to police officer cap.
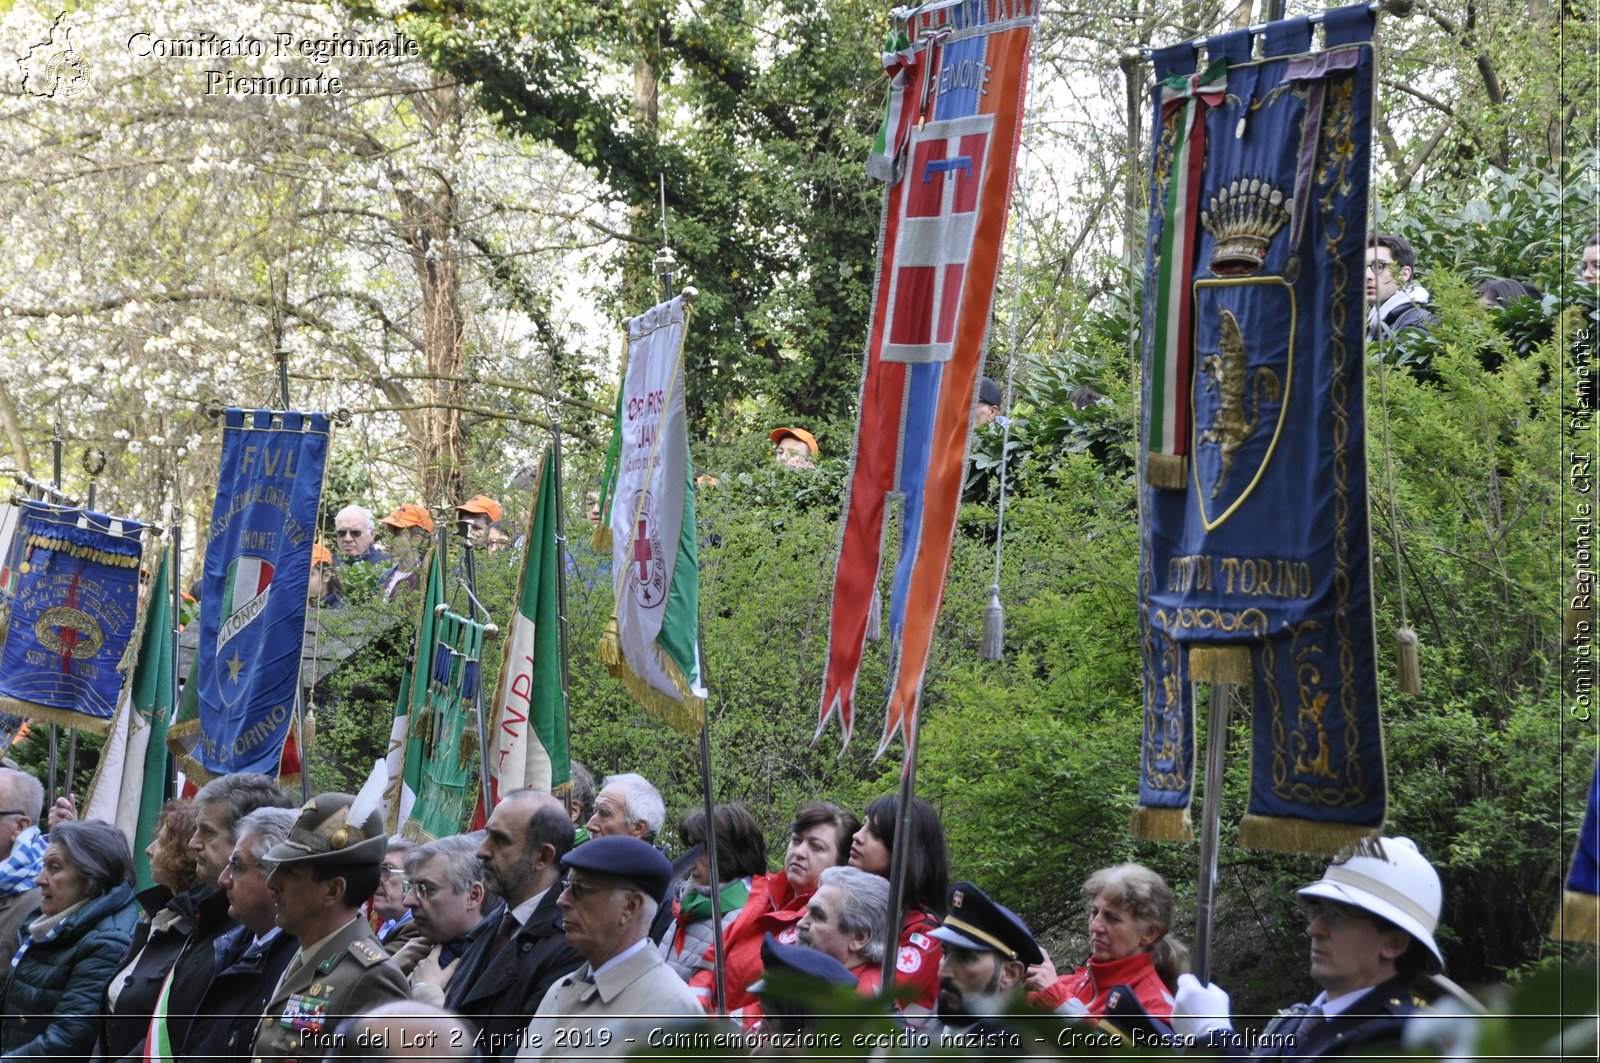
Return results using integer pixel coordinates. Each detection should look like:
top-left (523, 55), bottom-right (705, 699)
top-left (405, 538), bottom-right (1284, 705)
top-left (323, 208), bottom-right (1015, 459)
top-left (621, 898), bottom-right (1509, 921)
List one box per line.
top-left (749, 932), bottom-right (859, 994)
top-left (265, 792), bottom-right (388, 867)
top-left (559, 836), bottom-right (673, 904)
top-left (978, 376), bottom-right (1003, 408)
top-left (929, 881), bottom-right (1043, 966)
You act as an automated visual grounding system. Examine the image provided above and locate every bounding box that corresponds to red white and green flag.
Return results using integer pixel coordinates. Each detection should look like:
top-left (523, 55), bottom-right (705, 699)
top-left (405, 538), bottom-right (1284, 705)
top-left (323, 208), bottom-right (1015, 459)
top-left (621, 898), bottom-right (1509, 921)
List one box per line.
top-left (487, 445), bottom-right (569, 800)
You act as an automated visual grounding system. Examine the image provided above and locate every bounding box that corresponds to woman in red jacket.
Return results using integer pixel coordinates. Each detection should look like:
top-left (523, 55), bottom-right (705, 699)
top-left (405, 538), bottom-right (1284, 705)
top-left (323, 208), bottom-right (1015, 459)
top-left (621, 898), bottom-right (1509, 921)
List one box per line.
top-left (688, 800), bottom-right (858, 1021)
top-left (846, 794), bottom-right (948, 1027)
top-left (1027, 863), bottom-right (1187, 1021)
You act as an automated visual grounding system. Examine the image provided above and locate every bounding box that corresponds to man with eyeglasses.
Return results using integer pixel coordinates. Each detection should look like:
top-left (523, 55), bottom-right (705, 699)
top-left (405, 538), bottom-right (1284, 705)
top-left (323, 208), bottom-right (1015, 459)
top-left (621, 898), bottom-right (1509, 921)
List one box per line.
top-left (133, 772), bottom-right (293, 1062)
top-left (394, 833), bottom-right (502, 1004)
top-left (1171, 836), bottom-right (1447, 1059)
top-left (517, 836), bottom-right (701, 1060)
top-left (373, 837), bottom-right (419, 953)
top-left (0, 766), bottom-right (45, 971)
top-left (177, 806), bottom-right (298, 1063)
top-left (333, 504), bottom-right (387, 566)
top-left (1366, 234), bottom-right (1434, 348)
top-left (447, 789), bottom-right (583, 1057)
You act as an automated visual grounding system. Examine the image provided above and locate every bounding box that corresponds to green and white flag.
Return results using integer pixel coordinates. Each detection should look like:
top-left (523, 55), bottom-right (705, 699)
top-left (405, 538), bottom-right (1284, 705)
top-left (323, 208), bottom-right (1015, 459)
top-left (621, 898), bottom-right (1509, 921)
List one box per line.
top-left (598, 294), bottom-right (705, 732)
top-left (84, 548), bottom-right (174, 891)
top-left (385, 547), bottom-right (442, 835)
top-left (487, 444), bottom-right (569, 800)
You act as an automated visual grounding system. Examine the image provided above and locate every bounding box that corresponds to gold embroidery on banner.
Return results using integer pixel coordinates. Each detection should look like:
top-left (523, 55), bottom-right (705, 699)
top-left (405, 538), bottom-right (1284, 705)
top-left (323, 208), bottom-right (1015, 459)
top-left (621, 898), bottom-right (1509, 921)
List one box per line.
top-left (1198, 310), bottom-right (1282, 499)
top-left (1190, 277), bottom-right (1296, 531)
top-left (1155, 606), bottom-right (1269, 637)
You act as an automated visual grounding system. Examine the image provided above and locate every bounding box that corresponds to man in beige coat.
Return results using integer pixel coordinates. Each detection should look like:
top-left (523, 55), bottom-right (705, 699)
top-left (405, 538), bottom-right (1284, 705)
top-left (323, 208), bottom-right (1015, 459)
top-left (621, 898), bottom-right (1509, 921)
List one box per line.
top-left (517, 837), bottom-right (700, 1059)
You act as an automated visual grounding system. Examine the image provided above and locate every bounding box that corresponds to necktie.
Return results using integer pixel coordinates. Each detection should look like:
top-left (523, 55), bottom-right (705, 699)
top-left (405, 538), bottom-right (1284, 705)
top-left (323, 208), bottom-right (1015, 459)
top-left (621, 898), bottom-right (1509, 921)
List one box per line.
top-left (489, 911), bottom-right (519, 961)
top-left (1295, 1004), bottom-right (1326, 1041)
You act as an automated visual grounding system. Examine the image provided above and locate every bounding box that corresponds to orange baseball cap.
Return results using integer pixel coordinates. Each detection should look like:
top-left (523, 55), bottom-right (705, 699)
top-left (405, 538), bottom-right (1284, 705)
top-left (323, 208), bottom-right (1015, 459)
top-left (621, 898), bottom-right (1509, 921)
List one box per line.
top-left (456, 494), bottom-right (503, 523)
top-left (769, 426), bottom-right (820, 455)
top-left (312, 542), bottom-right (333, 566)
top-left (382, 503), bottom-right (435, 532)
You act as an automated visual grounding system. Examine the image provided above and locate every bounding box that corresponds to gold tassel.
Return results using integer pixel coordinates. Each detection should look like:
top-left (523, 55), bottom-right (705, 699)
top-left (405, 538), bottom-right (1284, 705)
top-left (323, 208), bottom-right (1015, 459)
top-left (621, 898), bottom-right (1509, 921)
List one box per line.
top-left (1395, 626), bottom-right (1421, 695)
top-left (1130, 805), bottom-right (1194, 843)
top-left (980, 584), bottom-right (1004, 661)
top-left (1551, 889), bottom-right (1600, 946)
top-left (410, 705), bottom-right (434, 741)
top-left (302, 710), bottom-right (316, 756)
top-left (1146, 454), bottom-right (1188, 490)
top-left (597, 615), bottom-right (621, 675)
top-left (590, 524), bottom-right (613, 553)
top-left (459, 726), bottom-right (478, 772)
top-left (1237, 815), bottom-right (1381, 856)
top-left (865, 590), bottom-right (882, 644)
top-left (1188, 644), bottom-right (1251, 684)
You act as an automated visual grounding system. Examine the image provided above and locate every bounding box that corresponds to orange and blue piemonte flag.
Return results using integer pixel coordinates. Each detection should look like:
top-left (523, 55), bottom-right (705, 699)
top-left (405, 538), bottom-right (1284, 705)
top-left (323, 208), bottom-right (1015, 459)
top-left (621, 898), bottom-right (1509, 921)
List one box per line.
top-left (821, 0), bottom-right (1035, 757)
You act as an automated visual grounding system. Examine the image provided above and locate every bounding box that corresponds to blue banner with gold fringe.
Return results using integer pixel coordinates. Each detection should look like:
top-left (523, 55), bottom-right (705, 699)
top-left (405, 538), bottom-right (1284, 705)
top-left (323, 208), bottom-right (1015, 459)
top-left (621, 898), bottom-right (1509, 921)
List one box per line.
top-left (169, 408), bottom-right (329, 780)
top-left (1136, 5), bottom-right (1385, 854)
top-left (0, 501), bottom-right (146, 732)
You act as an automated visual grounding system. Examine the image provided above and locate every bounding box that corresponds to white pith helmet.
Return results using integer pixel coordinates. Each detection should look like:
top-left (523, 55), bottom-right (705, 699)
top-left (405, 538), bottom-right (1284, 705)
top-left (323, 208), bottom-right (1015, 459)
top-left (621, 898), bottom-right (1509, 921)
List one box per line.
top-left (1297, 836), bottom-right (1443, 969)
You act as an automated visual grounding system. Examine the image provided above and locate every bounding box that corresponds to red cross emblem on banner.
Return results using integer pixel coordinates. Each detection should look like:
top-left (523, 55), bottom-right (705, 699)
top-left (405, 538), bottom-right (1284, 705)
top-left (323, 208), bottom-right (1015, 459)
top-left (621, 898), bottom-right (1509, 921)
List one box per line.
top-left (882, 113), bottom-right (994, 364)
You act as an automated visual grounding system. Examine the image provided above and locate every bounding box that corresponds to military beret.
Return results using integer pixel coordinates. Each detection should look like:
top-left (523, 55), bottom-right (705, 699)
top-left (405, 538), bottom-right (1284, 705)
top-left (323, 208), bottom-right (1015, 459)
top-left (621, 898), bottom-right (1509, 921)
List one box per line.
top-left (929, 880), bottom-right (1043, 966)
top-left (560, 835), bottom-right (673, 904)
top-left (749, 932), bottom-right (859, 994)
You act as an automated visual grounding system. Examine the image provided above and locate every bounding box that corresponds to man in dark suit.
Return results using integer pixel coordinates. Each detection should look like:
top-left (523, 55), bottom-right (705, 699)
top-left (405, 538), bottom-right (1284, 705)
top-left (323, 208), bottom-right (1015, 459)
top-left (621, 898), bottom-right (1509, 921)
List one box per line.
top-left (1172, 836), bottom-right (1445, 1060)
top-left (445, 789), bottom-right (583, 1058)
top-left (176, 806), bottom-right (298, 1063)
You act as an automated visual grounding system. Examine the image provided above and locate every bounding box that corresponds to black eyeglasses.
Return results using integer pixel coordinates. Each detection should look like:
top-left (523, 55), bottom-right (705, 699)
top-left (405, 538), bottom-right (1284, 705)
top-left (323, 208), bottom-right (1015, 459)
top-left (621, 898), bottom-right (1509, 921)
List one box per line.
top-left (225, 855), bottom-right (265, 876)
top-left (1364, 260), bottom-right (1394, 276)
top-left (0, 810), bottom-right (26, 819)
top-left (560, 877), bottom-right (615, 901)
top-left (334, 528), bottom-right (366, 539)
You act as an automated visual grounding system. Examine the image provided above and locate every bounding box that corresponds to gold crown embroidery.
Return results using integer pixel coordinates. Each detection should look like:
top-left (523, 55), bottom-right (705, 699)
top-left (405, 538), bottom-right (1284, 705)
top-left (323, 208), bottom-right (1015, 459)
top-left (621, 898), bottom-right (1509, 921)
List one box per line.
top-left (1201, 177), bottom-right (1290, 277)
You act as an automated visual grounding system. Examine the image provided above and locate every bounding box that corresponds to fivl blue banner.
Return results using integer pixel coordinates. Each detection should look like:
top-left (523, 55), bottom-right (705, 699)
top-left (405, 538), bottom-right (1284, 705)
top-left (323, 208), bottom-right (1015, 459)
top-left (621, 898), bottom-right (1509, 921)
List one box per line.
top-left (171, 408), bottom-right (329, 780)
top-left (1553, 751), bottom-right (1600, 945)
top-left (0, 501), bottom-right (146, 731)
top-left (1135, 5), bottom-right (1385, 855)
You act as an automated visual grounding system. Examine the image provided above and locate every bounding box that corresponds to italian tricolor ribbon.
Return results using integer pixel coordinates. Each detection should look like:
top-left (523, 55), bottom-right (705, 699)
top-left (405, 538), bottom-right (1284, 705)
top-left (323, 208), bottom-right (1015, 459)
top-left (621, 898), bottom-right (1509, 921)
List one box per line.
top-left (1147, 59), bottom-right (1227, 490)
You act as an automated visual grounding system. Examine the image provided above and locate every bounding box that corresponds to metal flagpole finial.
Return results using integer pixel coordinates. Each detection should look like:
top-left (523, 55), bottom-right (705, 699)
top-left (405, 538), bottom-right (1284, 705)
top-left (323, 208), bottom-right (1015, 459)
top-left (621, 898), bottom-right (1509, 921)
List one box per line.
top-left (654, 174), bottom-right (677, 299)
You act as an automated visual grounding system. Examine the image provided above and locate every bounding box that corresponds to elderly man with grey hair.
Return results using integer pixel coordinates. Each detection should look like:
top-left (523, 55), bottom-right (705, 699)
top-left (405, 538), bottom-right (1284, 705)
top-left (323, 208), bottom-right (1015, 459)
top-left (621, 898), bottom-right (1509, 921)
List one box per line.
top-left (797, 864), bottom-right (892, 993)
top-left (334, 503), bottom-right (386, 565)
top-left (585, 772), bottom-right (664, 843)
top-left (176, 806), bottom-right (300, 1063)
top-left (396, 833), bottom-right (503, 1004)
top-left (0, 765), bottom-right (46, 970)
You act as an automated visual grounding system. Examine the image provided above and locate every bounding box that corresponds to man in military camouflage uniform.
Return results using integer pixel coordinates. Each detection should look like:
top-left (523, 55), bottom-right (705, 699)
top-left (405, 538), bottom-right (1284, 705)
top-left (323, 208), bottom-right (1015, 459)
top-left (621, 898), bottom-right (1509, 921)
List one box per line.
top-left (250, 792), bottom-right (409, 1063)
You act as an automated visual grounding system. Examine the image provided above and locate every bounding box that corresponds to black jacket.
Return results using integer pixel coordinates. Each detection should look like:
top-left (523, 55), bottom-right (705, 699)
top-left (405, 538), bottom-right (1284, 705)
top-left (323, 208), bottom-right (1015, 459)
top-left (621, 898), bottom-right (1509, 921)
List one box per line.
top-left (1204, 976), bottom-right (1424, 1061)
top-left (444, 889), bottom-right (584, 1058)
top-left (174, 923), bottom-right (297, 1063)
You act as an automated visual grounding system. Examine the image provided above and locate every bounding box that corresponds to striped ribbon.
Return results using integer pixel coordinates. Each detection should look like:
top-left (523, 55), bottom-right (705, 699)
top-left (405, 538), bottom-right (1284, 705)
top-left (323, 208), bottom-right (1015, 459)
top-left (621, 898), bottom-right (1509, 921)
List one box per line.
top-left (1147, 60), bottom-right (1227, 490)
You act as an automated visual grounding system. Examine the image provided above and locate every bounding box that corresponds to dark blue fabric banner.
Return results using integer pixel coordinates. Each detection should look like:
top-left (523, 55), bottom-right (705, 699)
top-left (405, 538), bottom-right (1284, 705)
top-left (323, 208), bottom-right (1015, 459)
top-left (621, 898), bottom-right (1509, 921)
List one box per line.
top-left (0, 501), bottom-right (146, 731)
top-left (184, 408), bottom-right (328, 778)
top-left (1554, 752), bottom-right (1599, 944)
top-left (1137, 5), bottom-right (1385, 854)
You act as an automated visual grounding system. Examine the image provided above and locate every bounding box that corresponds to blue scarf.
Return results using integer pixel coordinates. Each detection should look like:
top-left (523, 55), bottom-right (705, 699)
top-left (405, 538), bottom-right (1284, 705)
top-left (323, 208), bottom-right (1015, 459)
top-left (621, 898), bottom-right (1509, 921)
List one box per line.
top-left (0, 825), bottom-right (45, 897)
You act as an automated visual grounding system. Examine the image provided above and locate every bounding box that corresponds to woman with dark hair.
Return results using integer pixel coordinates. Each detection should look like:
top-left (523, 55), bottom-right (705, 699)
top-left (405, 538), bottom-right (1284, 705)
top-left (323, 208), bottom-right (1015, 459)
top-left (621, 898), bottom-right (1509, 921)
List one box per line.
top-left (659, 803), bottom-right (767, 980)
top-left (687, 800), bottom-right (859, 1023)
top-left (97, 800), bottom-right (204, 1060)
top-left (1476, 277), bottom-right (1543, 309)
top-left (0, 819), bottom-right (140, 1062)
top-left (847, 794), bottom-right (949, 1023)
top-left (1027, 862), bottom-right (1188, 1021)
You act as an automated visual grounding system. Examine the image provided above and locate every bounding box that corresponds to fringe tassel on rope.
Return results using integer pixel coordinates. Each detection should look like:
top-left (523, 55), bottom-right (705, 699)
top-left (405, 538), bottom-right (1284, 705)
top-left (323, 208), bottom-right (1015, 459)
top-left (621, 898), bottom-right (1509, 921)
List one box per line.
top-left (1395, 625), bottom-right (1420, 695)
top-left (980, 584), bottom-right (1004, 661)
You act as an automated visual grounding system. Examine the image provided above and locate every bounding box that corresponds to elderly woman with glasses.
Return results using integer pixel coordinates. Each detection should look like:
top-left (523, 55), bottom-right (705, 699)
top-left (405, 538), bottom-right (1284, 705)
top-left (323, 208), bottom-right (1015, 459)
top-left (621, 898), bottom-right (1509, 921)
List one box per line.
top-left (0, 819), bottom-right (140, 1063)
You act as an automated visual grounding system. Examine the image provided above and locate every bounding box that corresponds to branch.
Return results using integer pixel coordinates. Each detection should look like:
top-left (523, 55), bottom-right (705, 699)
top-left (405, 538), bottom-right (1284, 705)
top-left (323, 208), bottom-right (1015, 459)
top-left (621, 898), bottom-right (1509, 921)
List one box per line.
top-left (1396, 114), bottom-right (1454, 194)
top-left (344, 402), bottom-right (602, 448)
top-left (1379, 77), bottom-right (1456, 116)
top-left (292, 369), bottom-right (612, 418)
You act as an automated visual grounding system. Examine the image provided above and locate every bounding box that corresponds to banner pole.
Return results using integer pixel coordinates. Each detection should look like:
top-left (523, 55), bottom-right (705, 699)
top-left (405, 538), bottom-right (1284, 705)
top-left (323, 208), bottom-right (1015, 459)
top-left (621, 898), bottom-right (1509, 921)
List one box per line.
top-left (878, 700), bottom-right (923, 996)
top-left (46, 420), bottom-right (62, 804)
top-left (1192, 680), bottom-right (1233, 982)
top-left (458, 519), bottom-right (495, 814)
top-left (169, 506), bottom-right (182, 800)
